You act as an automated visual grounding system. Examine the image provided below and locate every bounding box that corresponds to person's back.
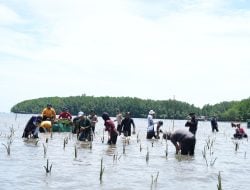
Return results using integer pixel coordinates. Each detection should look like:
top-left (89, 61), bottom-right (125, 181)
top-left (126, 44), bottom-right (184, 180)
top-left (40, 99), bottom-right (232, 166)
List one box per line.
top-left (168, 129), bottom-right (196, 156)
top-left (211, 118), bottom-right (216, 126)
top-left (234, 125), bottom-right (248, 138)
top-left (22, 116), bottom-right (37, 138)
top-left (102, 112), bottom-right (118, 145)
top-left (121, 112), bottom-right (135, 136)
top-left (22, 116), bottom-right (42, 138)
top-left (211, 117), bottom-right (218, 132)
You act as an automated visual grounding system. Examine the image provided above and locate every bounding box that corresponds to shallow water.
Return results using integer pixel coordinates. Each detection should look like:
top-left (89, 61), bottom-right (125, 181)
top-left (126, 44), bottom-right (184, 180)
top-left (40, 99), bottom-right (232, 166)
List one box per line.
top-left (0, 113), bottom-right (249, 190)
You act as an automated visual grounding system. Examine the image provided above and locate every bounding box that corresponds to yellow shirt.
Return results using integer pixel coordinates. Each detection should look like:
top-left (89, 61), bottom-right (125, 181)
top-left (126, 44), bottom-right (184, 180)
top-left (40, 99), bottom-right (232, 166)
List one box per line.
top-left (42, 108), bottom-right (56, 119)
top-left (40, 121), bottom-right (52, 129)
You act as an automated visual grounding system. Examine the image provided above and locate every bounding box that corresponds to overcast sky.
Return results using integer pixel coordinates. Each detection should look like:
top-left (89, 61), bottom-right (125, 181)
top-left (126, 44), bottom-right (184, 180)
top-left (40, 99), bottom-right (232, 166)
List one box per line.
top-left (1, 0), bottom-right (250, 112)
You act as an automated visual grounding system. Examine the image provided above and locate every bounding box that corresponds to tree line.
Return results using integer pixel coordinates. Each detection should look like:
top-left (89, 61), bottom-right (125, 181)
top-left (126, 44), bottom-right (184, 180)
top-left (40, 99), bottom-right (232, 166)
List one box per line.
top-left (10, 95), bottom-right (250, 121)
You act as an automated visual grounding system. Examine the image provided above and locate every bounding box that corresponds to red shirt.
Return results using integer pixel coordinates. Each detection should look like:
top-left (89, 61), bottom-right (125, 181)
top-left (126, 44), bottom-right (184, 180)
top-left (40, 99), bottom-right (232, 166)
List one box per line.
top-left (239, 128), bottom-right (245, 134)
top-left (104, 120), bottom-right (118, 136)
top-left (59, 112), bottom-right (72, 120)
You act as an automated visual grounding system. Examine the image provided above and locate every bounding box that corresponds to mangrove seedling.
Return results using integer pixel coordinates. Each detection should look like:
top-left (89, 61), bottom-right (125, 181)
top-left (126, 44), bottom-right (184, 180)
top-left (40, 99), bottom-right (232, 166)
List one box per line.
top-left (89, 140), bottom-right (93, 150)
top-left (63, 137), bottom-right (68, 149)
top-left (210, 157), bottom-right (217, 167)
top-left (235, 142), bottom-right (239, 151)
top-left (2, 143), bottom-right (10, 155)
top-left (101, 129), bottom-right (104, 143)
top-left (146, 147), bottom-right (149, 164)
top-left (154, 171), bottom-right (159, 183)
top-left (113, 152), bottom-right (119, 163)
top-left (44, 159), bottom-right (52, 174)
top-left (217, 171), bottom-right (222, 190)
top-left (137, 132), bottom-right (140, 143)
top-left (74, 145), bottom-right (77, 159)
top-left (202, 146), bottom-right (208, 167)
top-left (165, 142), bottom-right (168, 157)
top-left (100, 158), bottom-right (105, 183)
top-left (123, 141), bottom-right (126, 154)
top-left (43, 143), bottom-right (47, 158)
top-left (150, 171), bottom-right (160, 189)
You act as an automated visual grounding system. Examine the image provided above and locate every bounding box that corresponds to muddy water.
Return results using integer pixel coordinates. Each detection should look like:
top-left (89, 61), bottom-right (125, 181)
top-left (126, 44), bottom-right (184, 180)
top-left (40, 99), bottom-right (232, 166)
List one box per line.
top-left (0, 113), bottom-right (249, 190)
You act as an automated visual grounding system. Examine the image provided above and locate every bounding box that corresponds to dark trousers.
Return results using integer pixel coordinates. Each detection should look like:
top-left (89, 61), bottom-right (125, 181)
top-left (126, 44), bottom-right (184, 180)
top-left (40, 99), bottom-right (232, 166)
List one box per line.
top-left (117, 124), bottom-right (122, 135)
top-left (123, 129), bottom-right (131, 137)
top-left (181, 137), bottom-right (196, 156)
top-left (79, 129), bottom-right (91, 141)
top-left (108, 134), bottom-right (118, 145)
top-left (212, 125), bottom-right (219, 132)
top-left (146, 131), bottom-right (156, 139)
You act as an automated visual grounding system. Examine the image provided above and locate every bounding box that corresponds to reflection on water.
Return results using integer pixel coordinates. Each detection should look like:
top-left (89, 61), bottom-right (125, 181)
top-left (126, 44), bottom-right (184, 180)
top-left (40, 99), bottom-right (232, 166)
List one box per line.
top-left (0, 113), bottom-right (250, 190)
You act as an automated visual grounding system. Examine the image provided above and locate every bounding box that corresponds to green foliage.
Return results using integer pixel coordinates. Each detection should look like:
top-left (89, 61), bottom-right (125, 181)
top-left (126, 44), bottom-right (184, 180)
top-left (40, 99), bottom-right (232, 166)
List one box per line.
top-left (10, 96), bottom-right (250, 120)
top-left (11, 95), bottom-right (198, 119)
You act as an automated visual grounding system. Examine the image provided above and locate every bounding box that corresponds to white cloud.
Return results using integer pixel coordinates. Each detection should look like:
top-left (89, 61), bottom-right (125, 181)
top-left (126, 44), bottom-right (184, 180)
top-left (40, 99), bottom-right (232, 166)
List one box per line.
top-left (0, 4), bottom-right (25, 24)
top-left (0, 0), bottom-right (250, 112)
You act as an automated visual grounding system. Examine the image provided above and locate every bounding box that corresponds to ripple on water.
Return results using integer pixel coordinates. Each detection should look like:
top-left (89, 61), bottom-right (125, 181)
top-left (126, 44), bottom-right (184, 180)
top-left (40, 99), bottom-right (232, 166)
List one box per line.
top-left (1, 114), bottom-right (250, 190)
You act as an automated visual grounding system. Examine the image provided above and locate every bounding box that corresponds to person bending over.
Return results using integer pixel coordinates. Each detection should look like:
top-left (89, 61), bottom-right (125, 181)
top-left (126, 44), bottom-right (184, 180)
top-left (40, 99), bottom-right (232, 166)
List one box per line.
top-left (163, 129), bottom-right (196, 156)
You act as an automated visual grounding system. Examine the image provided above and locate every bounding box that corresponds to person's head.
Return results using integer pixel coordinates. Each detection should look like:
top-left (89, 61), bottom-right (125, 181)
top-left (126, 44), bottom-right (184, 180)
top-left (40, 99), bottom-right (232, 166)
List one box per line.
top-left (125, 112), bottom-right (130, 118)
top-left (36, 116), bottom-right (42, 124)
top-left (102, 112), bottom-right (110, 121)
top-left (78, 111), bottom-right (84, 118)
top-left (90, 109), bottom-right (95, 115)
top-left (149, 110), bottom-right (155, 115)
top-left (47, 104), bottom-right (52, 109)
top-left (163, 132), bottom-right (171, 140)
top-left (189, 112), bottom-right (195, 118)
top-left (158, 121), bottom-right (163, 126)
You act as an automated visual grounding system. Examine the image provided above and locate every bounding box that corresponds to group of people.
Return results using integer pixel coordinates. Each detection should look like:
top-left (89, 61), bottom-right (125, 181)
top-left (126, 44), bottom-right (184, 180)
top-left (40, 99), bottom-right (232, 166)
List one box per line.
top-left (22, 104), bottom-right (98, 141)
top-left (146, 110), bottom-right (248, 156)
top-left (22, 104), bottom-right (137, 146)
top-left (101, 110), bottom-right (136, 145)
top-left (22, 105), bottom-right (248, 156)
top-left (22, 103), bottom-right (59, 138)
top-left (146, 110), bottom-right (197, 156)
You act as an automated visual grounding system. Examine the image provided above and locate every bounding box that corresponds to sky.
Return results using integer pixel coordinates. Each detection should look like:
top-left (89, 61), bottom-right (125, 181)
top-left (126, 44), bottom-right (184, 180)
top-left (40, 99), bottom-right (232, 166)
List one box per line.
top-left (1, 0), bottom-right (250, 113)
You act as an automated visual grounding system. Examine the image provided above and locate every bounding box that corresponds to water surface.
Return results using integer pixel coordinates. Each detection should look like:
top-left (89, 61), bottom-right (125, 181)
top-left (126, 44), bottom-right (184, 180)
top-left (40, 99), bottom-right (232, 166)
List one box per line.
top-left (0, 113), bottom-right (249, 190)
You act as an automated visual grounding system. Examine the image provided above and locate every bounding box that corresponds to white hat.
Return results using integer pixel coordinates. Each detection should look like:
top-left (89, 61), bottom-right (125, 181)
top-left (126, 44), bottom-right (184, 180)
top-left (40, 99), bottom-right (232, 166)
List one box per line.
top-left (149, 110), bottom-right (155, 115)
top-left (78, 111), bottom-right (84, 117)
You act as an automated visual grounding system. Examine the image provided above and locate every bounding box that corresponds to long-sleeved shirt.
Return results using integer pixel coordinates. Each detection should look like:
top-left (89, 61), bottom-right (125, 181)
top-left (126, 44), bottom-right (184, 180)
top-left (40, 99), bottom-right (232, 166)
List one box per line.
top-left (104, 120), bottom-right (118, 136)
top-left (121, 117), bottom-right (135, 131)
top-left (185, 118), bottom-right (198, 135)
